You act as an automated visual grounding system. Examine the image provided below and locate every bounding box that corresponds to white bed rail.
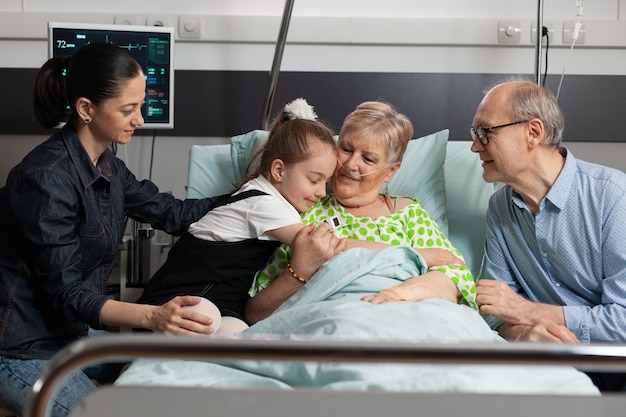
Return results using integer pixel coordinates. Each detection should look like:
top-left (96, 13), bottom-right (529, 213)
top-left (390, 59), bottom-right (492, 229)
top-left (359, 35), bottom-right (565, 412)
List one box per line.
top-left (24, 334), bottom-right (626, 417)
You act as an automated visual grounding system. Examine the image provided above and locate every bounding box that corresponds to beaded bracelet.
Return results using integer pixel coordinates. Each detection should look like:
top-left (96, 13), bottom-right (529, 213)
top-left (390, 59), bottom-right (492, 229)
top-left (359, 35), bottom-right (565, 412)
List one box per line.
top-left (287, 263), bottom-right (307, 284)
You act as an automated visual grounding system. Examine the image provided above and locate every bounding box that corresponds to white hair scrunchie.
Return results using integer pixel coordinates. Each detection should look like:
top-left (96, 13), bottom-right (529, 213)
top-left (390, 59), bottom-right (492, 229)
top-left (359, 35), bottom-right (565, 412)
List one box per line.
top-left (284, 97), bottom-right (318, 121)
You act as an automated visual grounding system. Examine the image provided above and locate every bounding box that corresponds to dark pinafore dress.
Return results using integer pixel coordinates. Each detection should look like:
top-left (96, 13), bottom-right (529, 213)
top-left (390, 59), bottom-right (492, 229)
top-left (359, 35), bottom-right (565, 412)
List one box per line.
top-left (136, 190), bottom-right (282, 321)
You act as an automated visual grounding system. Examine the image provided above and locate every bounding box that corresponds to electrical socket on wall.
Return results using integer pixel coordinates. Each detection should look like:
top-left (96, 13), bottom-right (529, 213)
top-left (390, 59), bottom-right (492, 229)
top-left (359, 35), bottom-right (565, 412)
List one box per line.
top-left (178, 16), bottom-right (202, 39)
top-left (114, 15), bottom-right (141, 26)
top-left (563, 21), bottom-right (586, 44)
top-left (497, 21), bottom-right (522, 43)
top-left (531, 22), bottom-right (554, 44)
top-left (147, 15), bottom-right (171, 28)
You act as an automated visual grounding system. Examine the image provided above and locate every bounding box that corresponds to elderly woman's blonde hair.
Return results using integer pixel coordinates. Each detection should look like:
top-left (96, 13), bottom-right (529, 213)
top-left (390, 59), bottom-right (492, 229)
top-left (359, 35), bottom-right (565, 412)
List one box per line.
top-left (339, 101), bottom-right (413, 164)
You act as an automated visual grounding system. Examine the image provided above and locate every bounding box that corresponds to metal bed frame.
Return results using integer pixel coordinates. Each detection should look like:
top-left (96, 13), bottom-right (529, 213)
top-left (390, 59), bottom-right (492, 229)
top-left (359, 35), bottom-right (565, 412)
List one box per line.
top-left (25, 334), bottom-right (626, 417)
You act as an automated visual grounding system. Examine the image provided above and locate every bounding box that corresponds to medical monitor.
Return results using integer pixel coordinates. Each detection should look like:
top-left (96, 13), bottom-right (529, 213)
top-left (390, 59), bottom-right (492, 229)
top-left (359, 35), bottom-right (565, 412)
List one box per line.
top-left (48, 22), bottom-right (175, 129)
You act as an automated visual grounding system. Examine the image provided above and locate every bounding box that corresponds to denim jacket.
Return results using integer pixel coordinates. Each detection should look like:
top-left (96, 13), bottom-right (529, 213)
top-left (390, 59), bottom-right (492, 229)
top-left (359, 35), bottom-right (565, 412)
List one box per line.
top-left (0, 126), bottom-right (217, 359)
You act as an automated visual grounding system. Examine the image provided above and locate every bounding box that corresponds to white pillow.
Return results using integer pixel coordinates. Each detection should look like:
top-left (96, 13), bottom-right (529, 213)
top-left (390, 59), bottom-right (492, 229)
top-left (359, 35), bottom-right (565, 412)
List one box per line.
top-left (230, 129), bottom-right (449, 233)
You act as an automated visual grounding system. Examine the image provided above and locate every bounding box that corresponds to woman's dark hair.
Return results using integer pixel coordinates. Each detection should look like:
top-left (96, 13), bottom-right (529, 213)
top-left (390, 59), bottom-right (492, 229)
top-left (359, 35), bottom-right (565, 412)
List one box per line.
top-left (33, 42), bottom-right (143, 129)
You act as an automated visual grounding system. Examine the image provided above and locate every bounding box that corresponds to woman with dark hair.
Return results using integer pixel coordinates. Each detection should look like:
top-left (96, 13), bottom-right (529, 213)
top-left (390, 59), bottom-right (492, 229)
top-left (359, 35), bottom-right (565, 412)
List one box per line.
top-left (0, 42), bottom-right (222, 416)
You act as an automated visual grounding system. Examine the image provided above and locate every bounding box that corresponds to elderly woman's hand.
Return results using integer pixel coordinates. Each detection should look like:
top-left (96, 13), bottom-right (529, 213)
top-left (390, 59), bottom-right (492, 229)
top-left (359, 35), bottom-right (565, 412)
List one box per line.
top-left (415, 248), bottom-right (465, 267)
top-left (362, 271), bottom-right (461, 304)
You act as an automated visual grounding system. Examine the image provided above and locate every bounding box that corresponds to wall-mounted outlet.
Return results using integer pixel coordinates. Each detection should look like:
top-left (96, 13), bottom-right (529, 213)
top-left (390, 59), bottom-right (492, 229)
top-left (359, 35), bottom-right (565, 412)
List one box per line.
top-left (147, 15), bottom-right (171, 28)
top-left (498, 21), bottom-right (521, 43)
top-left (179, 16), bottom-right (202, 39)
top-left (115, 15), bottom-right (141, 26)
top-left (563, 21), bottom-right (586, 44)
top-left (531, 22), bottom-right (554, 44)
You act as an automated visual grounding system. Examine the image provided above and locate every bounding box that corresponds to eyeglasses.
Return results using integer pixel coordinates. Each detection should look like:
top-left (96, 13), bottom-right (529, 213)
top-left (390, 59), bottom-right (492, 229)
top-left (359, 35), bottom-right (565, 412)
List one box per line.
top-left (469, 120), bottom-right (529, 145)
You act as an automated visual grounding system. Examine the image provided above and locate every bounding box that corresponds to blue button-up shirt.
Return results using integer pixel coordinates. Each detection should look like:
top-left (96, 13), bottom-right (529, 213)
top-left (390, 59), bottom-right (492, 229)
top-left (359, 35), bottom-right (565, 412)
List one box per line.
top-left (0, 126), bottom-right (217, 359)
top-left (483, 149), bottom-right (626, 343)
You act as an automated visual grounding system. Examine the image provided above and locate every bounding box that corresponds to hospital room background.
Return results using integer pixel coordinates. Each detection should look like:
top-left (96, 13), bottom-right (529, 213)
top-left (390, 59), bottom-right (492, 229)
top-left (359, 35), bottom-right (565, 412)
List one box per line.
top-left (1, 0), bottom-right (625, 287)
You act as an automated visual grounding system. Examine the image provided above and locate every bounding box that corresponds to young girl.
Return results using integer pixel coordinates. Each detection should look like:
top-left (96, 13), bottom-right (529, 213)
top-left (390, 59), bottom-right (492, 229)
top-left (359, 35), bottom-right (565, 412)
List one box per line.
top-left (136, 98), bottom-right (338, 333)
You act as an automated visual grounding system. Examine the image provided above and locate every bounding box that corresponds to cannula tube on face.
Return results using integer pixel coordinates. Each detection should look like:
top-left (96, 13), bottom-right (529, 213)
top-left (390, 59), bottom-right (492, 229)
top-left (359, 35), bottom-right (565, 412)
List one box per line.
top-left (339, 161), bottom-right (392, 178)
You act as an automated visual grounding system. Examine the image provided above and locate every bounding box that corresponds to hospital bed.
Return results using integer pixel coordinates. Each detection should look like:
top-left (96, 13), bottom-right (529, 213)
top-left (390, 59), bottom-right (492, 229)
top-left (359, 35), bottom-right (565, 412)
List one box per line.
top-left (25, 335), bottom-right (626, 417)
top-left (23, 129), bottom-right (626, 417)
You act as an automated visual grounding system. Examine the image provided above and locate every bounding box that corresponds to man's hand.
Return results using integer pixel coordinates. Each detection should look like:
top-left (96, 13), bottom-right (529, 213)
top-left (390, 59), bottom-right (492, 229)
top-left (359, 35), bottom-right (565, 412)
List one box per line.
top-left (476, 279), bottom-right (538, 326)
top-left (478, 279), bottom-right (569, 342)
top-left (498, 320), bottom-right (580, 343)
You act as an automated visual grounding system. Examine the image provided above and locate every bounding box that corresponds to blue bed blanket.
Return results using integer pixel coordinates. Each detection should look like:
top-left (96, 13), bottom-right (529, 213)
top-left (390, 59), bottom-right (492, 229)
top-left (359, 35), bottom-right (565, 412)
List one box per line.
top-left (116, 247), bottom-right (599, 395)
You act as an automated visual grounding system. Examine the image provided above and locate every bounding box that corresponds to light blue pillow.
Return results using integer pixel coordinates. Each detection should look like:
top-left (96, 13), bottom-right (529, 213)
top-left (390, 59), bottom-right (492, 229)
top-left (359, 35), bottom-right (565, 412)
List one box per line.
top-left (386, 129), bottom-right (449, 234)
top-left (230, 130), bottom-right (269, 185)
top-left (230, 128), bottom-right (449, 233)
top-left (186, 144), bottom-right (236, 198)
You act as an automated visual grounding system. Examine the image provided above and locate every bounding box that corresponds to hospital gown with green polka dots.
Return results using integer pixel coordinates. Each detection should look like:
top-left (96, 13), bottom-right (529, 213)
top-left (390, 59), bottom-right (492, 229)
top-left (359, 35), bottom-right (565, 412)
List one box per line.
top-left (250, 194), bottom-right (477, 309)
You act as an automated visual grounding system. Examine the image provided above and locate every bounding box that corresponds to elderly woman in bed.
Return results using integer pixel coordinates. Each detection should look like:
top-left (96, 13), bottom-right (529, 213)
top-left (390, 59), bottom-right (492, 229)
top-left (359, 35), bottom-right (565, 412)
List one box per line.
top-left (246, 101), bottom-right (477, 324)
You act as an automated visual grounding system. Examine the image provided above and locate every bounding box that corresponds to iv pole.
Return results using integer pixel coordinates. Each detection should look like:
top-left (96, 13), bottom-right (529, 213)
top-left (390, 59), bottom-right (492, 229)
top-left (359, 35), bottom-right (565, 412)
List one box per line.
top-left (534, 0), bottom-right (544, 85)
top-left (261, 0), bottom-right (296, 130)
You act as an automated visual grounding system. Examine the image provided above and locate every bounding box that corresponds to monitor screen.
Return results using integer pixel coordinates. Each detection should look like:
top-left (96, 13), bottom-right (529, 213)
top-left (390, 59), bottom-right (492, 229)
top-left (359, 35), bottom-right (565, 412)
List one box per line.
top-left (48, 22), bottom-right (175, 129)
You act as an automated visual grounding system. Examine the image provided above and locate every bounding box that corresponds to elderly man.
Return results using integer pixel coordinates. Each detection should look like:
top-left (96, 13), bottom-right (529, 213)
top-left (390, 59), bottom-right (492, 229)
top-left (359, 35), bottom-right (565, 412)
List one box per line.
top-left (471, 79), bottom-right (626, 392)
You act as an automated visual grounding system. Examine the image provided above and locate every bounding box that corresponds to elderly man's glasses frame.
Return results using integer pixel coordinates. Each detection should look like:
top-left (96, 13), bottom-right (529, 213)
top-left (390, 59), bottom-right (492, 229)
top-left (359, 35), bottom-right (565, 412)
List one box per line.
top-left (469, 120), bottom-right (529, 145)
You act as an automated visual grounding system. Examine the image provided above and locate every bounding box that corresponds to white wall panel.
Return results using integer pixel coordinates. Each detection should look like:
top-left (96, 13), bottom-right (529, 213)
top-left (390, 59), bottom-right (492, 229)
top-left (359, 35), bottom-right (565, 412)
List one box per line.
top-left (14, 0), bottom-right (618, 19)
top-left (3, 37), bottom-right (623, 77)
top-left (0, 0), bottom-right (21, 11)
top-left (0, 41), bottom-right (46, 68)
top-left (2, 13), bottom-right (624, 48)
top-left (2, 12), bottom-right (626, 76)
